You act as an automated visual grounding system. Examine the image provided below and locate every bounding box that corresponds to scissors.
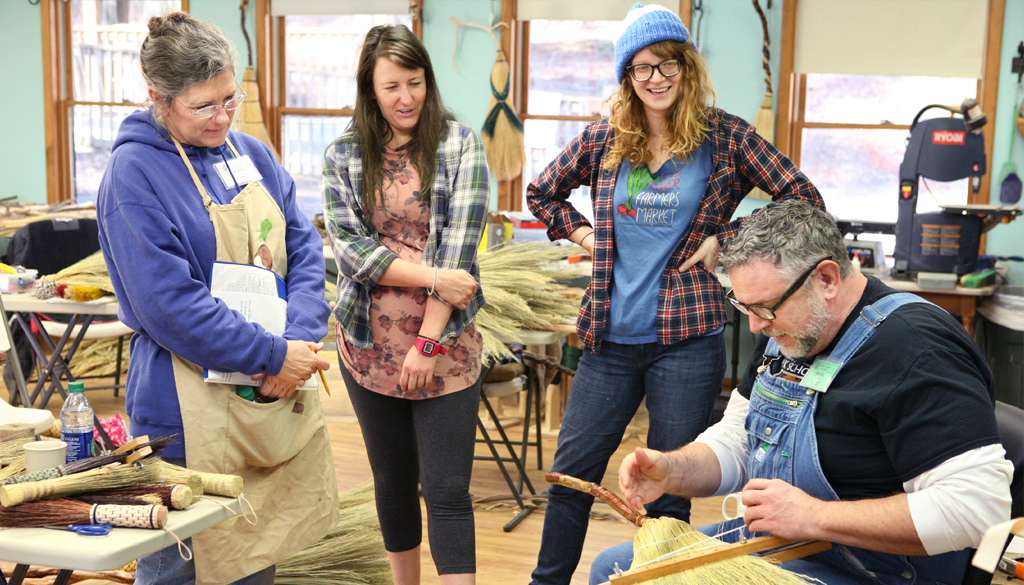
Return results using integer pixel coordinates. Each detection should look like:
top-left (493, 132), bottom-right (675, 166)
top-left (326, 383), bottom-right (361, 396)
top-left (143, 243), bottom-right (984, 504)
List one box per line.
top-left (43, 523), bottom-right (112, 536)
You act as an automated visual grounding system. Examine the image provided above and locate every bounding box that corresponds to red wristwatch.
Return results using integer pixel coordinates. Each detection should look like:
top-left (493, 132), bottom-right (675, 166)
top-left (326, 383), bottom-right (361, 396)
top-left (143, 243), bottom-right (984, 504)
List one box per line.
top-left (415, 336), bottom-right (447, 357)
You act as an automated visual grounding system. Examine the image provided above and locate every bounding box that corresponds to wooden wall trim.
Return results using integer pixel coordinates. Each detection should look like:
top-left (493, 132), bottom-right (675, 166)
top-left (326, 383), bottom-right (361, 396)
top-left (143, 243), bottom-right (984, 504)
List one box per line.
top-left (775, 0), bottom-right (797, 158)
top-left (255, 0), bottom-right (274, 148)
top-left (978, 0), bottom-right (1004, 206)
top-left (40, 0), bottom-right (71, 204)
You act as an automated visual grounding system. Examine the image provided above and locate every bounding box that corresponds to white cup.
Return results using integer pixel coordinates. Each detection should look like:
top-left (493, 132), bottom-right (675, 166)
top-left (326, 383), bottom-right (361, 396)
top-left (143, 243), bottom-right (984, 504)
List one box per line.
top-left (24, 441), bottom-right (68, 473)
top-left (721, 492), bottom-right (747, 521)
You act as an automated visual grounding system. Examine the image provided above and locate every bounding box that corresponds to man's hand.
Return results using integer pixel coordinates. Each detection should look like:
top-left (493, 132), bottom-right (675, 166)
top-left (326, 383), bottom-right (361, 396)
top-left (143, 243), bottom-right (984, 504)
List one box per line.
top-left (433, 269), bottom-right (477, 310)
top-left (619, 447), bottom-right (672, 513)
top-left (742, 478), bottom-right (825, 541)
top-left (400, 346), bottom-right (437, 392)
top-left (678, 235), bottom-right (720, 273)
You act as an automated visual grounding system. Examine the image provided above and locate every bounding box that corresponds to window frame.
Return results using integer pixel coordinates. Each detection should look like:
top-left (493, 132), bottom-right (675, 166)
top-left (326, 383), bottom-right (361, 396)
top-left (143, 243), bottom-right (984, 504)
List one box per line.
top-left (775, 0), bottom-right (1005, 226)
top-left (497, 0), bottom-right (692, 212)
top-left (253, 0), bottom-right (423, 159)
top-left (41, 0), bottom-right (190, 204)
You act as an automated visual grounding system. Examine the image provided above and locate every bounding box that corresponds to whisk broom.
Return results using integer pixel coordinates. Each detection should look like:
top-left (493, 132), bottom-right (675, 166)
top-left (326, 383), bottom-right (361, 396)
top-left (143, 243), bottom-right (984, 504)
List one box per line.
top-left (481, 48), bottom-right (526, 181)
top-left (0, 498), bottom-right (167, 528)
top-left (0, 434), bottom-right (176, 485)
top-left (547, 473), bottom-right (828, 585)
top-left (142, 456), bottom-right (243, 497)
top-left (75, 483), bottom-right (194, 510)
top-left (0, 462), bottom-right (158, 507)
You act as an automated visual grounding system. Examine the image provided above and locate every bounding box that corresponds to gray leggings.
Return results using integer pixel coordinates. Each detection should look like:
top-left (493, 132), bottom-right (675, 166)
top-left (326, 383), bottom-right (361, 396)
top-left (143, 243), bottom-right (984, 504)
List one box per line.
top-left (341, 364), bottom-right (480, 575)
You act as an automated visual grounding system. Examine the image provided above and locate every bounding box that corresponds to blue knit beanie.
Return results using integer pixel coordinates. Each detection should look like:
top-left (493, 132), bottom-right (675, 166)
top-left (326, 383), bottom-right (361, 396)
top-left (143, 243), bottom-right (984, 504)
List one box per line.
top-left (614, 3), bottom-right (693, 84)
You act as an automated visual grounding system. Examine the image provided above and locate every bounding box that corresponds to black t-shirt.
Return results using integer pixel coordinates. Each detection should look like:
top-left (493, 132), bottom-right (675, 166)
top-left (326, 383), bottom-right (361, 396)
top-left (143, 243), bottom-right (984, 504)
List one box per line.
top-left (736, 277), bottom-right (999, 500)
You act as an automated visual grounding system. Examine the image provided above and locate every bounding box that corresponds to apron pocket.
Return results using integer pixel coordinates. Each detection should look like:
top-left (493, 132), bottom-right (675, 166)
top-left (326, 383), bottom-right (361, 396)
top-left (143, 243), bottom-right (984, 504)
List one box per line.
top-left (225, 390), bottom-right (322, 467)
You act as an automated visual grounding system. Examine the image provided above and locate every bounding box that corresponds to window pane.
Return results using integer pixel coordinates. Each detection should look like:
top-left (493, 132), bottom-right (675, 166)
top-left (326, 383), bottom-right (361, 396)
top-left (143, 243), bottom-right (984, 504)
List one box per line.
top-left (71, 104), bottom-right (137, 205)
top-left (800, 127), bottom-right (968, 227)
top-left (71, 0), bottom-right (179, 103)
top-left (527, 20), bottom-right (619, 117)
top-left (283, 115), bottom-right (352, 218)
top-left (521, 119), bottom-right (595, 222)
top-left (804, 74), bottom-right (977, 125)
top-left (285, 14), bottom-right (411, 109)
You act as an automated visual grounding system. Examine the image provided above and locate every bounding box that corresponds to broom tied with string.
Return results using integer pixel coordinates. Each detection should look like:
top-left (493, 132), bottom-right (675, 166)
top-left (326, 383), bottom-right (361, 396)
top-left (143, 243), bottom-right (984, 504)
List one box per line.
top-left (749, 0), bottom-right (774, 201)
top-left (0, 434), bottom-right (175, 486)
top-left (0, 498), bottom-right (167, 529)
top-left (142, 456), bottom-right (243, 497)
top-left (0, 461), bottom-right (160, 507)
top-left (75, 483), bottom-right (194, 510)
top-left (547, 473), bottom-right (826, 585)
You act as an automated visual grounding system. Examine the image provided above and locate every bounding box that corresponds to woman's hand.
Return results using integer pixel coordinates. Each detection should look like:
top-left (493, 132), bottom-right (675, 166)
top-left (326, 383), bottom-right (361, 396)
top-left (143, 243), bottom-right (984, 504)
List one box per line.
top-left (678, 235), bottom-right (720, 273)
top-left (256, 374), bottom-right (298, 399)
top-left (400, 346), bottom-right (437, 392)
top-left (432, 269), bottom-right (478, 310)
top-left (269, 340), bottom-right (330, 386)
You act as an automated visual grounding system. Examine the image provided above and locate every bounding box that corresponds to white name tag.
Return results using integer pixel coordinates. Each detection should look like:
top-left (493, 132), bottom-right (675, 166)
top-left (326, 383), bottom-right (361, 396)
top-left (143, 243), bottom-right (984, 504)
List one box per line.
top-left (213, 155), bottom-right (263, 189)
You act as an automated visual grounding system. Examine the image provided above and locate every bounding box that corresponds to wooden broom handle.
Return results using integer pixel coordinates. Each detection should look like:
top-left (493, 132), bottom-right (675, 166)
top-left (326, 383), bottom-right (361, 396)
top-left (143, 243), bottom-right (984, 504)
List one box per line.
top-left (546, 472), bottom-right (647, 527)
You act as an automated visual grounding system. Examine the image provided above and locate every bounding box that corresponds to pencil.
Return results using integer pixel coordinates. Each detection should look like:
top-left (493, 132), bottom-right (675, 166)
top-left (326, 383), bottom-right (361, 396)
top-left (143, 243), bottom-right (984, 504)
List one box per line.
top-left (309, 345), bottom-right (331, 396)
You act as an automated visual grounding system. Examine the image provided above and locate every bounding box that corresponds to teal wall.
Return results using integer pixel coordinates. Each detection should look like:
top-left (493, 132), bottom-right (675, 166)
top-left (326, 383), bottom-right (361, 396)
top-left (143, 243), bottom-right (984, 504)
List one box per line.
top-left (0, 3), bottom-right (47, 203)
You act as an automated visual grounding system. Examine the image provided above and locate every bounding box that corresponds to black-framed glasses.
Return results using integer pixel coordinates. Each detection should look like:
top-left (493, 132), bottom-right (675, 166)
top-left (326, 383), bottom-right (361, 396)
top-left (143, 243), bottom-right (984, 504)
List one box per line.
top-left (626, 58), bottom-right (682, 82)
top-left (183, 89), bottom-right (247, 119)
top-left (726, 256), bottom-right (832, 321)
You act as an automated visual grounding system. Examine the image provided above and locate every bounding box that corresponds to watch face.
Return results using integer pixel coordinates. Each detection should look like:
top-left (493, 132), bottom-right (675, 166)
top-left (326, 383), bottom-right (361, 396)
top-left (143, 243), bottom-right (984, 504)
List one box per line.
top-left (422, 340), bottom-right (436, 355)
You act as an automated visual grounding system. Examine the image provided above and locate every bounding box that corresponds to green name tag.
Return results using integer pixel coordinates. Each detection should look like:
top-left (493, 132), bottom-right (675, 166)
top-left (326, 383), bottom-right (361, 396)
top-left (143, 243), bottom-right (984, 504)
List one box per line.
top-left (800, 357), bottom-right (842, 393)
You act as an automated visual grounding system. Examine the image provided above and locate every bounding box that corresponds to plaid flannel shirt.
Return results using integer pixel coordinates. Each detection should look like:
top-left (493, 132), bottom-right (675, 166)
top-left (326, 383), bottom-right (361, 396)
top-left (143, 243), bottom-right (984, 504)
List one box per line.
top-left (527, 108), bottom-right (824, 350)
top-left (322, 120), bottom-right (489, 348)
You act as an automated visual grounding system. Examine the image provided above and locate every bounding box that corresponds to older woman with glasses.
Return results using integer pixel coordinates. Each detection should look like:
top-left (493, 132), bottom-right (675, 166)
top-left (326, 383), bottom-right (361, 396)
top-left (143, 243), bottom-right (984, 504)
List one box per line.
top-left (526, 4), bottom-right (824, 585)
top-left (96, 12), bottom-right (336, 585)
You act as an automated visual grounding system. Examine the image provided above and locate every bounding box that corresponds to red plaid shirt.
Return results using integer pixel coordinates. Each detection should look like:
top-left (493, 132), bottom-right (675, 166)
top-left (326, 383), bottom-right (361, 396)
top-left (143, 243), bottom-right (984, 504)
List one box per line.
top-left (527, 108), bottom-right (824, 350)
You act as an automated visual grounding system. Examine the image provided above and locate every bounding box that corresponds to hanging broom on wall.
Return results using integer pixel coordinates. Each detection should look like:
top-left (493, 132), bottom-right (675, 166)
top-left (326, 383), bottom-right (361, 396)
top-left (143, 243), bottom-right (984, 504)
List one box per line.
top-left (234, 0), bottom-right (281, 161)
top-left (750, 0), bottom-right (774, 201)
top-left (451, 17), bottom-right (526, 181)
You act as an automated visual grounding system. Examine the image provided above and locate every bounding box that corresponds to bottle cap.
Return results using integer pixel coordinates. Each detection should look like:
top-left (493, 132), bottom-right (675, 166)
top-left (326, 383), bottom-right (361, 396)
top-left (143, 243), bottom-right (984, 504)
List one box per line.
top-left (237, 387), bottom-right (256, 401)
top-left (68, 382), bottom-right (85, 393)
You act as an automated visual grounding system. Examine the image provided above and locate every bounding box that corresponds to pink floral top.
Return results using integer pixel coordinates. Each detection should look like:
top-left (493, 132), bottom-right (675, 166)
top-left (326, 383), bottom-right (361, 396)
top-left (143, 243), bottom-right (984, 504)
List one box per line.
top-left (338, 145), bottom-right (483, 399)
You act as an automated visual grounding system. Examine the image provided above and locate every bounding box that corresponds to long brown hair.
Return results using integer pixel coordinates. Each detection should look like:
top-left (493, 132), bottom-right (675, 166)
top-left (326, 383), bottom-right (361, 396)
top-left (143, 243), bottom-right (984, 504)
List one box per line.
top-left (347, 24), bottom-right (454, 212)
top-left (604, 40), bottom-right (715, 170)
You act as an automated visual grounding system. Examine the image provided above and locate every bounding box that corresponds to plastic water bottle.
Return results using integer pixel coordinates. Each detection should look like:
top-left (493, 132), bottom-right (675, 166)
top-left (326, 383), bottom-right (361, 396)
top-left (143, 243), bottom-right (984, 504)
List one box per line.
top-left (61, 382), bottom-right (94, 464)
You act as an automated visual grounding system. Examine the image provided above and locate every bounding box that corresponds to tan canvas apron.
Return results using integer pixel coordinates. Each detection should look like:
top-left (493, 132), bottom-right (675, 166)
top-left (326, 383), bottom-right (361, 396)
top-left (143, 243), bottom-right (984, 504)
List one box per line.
top-left (168, 138), bottom-right (338, 584)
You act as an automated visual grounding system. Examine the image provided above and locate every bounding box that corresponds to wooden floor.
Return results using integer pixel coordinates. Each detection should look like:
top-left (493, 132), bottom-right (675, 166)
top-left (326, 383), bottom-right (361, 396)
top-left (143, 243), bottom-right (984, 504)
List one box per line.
top-left (3, 353), bottom-right (1017, 585)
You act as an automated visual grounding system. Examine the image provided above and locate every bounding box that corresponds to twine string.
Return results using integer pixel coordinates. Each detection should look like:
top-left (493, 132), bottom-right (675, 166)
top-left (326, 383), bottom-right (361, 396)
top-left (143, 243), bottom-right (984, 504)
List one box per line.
top-left (162, 526), bottom-right (193, 561)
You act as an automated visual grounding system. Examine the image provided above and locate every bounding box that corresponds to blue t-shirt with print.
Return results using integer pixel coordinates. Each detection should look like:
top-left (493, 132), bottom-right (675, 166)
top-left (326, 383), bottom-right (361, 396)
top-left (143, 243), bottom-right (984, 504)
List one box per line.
top-left (604, 141), bottom-right (712, 344)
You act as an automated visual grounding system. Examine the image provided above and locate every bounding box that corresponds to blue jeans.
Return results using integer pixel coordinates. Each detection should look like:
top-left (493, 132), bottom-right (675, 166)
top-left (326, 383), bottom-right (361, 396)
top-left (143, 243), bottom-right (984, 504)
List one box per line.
top-left (530, 335), bottom-right (724, 585)
top-left (134, 457), bottom-right (276, 585)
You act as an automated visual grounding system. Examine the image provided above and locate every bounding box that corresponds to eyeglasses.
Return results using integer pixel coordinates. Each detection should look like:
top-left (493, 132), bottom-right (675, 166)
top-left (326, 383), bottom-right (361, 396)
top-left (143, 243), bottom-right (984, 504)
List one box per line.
top-left (626, 58), bottom-right (682, 82)
top-left (183, 91), bottom-right (246, 119)
top-left (726, 257), bottom-right (832, 321)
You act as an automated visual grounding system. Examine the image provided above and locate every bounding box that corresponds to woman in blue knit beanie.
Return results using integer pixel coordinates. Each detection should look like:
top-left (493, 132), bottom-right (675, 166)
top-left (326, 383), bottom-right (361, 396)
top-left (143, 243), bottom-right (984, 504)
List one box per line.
top-left (526, 4), bottom-right (824, 585)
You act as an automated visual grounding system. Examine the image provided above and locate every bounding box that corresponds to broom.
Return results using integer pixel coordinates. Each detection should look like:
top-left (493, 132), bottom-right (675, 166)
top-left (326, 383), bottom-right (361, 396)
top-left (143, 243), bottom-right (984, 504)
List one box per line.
top-left (75, 483), bottom-right (194, 510)
top-left (481, 48), bottom-right (526, 181)
top-left (547, 473), bottom-right (827, 585)
top-left (0, 434), bottom-right (176, 485)
top-left (749, 0), bottom-right (774, 201)
top-left (233, 0), bottom-right (281, 161)
top-left (143, 456), bottom-right (243, 497)
top-left (0, 462), bottom-right (159, 507)
top-left (0, 498), bottom-right (167, 529)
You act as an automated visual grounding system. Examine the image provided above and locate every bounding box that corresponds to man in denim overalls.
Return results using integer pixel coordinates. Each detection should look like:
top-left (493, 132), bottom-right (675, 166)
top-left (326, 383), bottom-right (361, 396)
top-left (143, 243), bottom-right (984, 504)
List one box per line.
top-left (591, 200), bottom-right (1013, 585)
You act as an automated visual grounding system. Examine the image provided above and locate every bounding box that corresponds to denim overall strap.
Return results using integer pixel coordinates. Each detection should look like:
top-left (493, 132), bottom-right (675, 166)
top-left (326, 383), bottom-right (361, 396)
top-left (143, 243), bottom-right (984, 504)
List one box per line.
top-left (739, 293), bottom-right (969, 585)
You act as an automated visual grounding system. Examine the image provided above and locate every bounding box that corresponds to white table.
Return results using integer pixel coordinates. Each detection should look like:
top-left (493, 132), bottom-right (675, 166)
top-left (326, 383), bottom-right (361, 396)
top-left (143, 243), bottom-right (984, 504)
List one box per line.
top-left (0, 293), bottom-right (120, 409)
top-left (0, 496), bottom-right (241, 585)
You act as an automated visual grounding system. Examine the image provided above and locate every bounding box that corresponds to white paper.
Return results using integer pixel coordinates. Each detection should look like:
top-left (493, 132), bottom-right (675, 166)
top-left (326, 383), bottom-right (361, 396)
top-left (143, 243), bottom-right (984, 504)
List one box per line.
top-left (971, 518), bottom-right (1024, 573)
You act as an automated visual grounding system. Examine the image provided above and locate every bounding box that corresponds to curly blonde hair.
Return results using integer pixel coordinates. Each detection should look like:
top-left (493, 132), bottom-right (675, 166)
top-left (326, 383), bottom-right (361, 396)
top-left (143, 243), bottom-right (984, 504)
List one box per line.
top-left (604, 40), bottom-right (715, 170)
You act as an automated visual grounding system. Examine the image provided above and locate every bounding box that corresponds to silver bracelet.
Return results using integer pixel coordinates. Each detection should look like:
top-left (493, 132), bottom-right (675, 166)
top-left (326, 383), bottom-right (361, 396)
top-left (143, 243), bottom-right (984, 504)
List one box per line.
top-left (427, 267), bottom-right (437, 296)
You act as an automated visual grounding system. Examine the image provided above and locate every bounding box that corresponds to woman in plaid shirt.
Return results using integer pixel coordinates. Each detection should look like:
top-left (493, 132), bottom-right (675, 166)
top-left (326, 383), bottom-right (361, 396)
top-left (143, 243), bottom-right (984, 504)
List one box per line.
top-left (321, 24), bottom-right (489, 585)
top-left (526, 5), bottom-right (823, 585)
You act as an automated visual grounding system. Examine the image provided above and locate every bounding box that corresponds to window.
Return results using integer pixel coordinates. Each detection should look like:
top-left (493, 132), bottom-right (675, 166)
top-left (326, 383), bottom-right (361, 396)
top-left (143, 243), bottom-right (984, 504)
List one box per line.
top-left (262, 5), bottom-right (416, 218)
top-left (515, 19), bottom-right (620, 220)
top-left (43, 0), bottom-right (184, 204)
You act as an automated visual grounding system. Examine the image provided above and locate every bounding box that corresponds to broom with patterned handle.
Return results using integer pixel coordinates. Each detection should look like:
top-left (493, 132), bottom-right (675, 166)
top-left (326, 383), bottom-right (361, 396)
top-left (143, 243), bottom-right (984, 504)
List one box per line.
top-left (0, 498), bottom-right (167, 528)
top-left (546, 473), bottom-right (829, 585)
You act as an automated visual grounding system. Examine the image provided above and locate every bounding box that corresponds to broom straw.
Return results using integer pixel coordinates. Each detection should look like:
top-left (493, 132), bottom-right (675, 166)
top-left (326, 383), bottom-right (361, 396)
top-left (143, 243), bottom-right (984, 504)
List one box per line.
top-left (75, 483), bottom-right (194, 510)
top-left (481, 49), bottom-right (526, 181)
top-left (0, 434), bottom-right (176, 486)
top-left (0, 498), bottom-right (167, 528)
top-left (142, 457), bottom-right (243, 497)
top-left (0, 462), bottom-right (158, 507)
top-left (546, 473), bottom-right (822, 585)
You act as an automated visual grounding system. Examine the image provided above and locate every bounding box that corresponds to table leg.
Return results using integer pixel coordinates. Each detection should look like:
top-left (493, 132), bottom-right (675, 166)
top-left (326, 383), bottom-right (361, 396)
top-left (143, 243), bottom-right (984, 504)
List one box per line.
top-left (39, 315), bottom-right (93, 408)
top-left (51, 569), bottom-right (74, 585)
top-left (5, 564), bottom-right (29, 585)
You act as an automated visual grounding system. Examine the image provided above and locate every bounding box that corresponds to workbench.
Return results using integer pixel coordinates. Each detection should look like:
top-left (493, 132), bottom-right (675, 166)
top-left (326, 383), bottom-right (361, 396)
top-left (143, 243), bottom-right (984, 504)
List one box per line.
top-left (881, 278), bottom-right (996, 337)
